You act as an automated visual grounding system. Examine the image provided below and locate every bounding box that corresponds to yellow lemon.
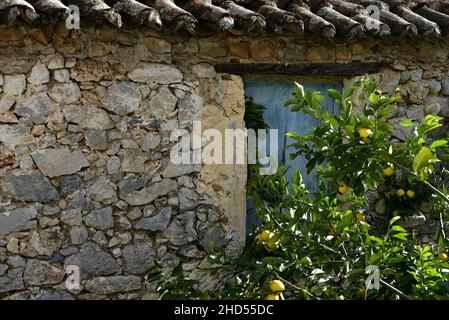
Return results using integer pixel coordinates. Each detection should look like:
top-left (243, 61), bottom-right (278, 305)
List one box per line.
top-left (392, 210), bottom-right (400, 216)
top-left (406, 190), bottom-right (415, 198)
top-left (338, 182), bottom-right (348, 194)
top-left (439, 253), bottom-right (448, 262)
top-left (396, 189), bottom-right (405, 197)
top-left (358, 128), bottom-right (372, 139)
top-left (269, 280), bottom-right (285, 292)
top-left (383, 166), bottom-right (394, 176)
top-left (258, 230), bottom-right (274, 242)
top-left (265, 294), bottom-right (279, 300)
top-left (355, 212), bottom-right (364, 222)
top-left (264, 241), bottom-right (279, 252)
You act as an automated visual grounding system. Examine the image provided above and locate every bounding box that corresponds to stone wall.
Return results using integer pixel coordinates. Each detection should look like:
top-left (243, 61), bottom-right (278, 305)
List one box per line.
top-left (0, 23), bottom-right (449, 299)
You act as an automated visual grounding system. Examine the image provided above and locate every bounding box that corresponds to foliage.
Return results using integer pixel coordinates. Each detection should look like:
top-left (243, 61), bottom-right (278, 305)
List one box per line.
top-left (155, 76), bottom-right (449, 300)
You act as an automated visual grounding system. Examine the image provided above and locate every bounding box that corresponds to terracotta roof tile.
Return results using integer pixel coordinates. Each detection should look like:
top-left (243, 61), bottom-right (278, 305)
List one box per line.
top-left (1, 0), bottom-right (449, 40)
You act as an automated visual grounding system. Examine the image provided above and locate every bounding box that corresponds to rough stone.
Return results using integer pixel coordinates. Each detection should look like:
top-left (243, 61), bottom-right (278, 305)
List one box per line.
top-left (70, 225), bottom-right (89, 245)
top-left (85, 207), bottom-right (115, 230)
top-left (106, 156), bottom-right (121, 175)
top-left (87, 178), bottom-right (118, 204)
top-left (3, 75), bottom-right (26, 96)
top-left (146, 87), bottom-right (178, 118)
top-left (49, 82), bottom-right (80, 103)
top-left (15, 93), bottom-right (52, 124)
top-left (85, 275), bottom-right (141, 294)
top-left (36, 291), bottom-right (75, 300)
top-left (0, 124), bottom-right (31, 146)
top-left (118, 175), bottom-right (145, 193)
top-left (128, 63), bottom-right (183, 84)
top-left (179, 188), bottom-right (200, 211)
top-left (163, 163), bottom-right (198, 178)
top-left (134, 207), bottom-right (172, 231)
top-left (61, 209), bottom-right (83, 226)
top-left (200, 225), bottom-right (227, 252)
top-left (120, 179), bottom-right (177, 206)
top-left (31, 148), bottom-right (89, 178)
top-left (85, 130), bottom-right (108, 150)
top-left (63, 104), bottom-right (113, 130)
top-left (191, 63), bottom-right (216, 78)
top-left (54, 69), bottom-right (70, 83)
top-left (398, 213), bottom-right (427, 228)
top-left (120, 150), bottom-right (147, 173)
top-left (60, 175), bottom-right (84, 194)
top-left (65, 243), bottom-right (121, 278)
top-left (164, 211), bottom-right (197, 246)
top-left (23, 229), bottom-right (62, 257)
top-left (122, 244), bottom-right (156, 274)
top-left (24, 260), bottom-right (64, 285)
top-left (2, 170), bottom-right (59, 202)
top-left (0, 274), bottom-right (24, 293)
top-left (0, 95), bottom-right (15, 113)
top-left (104, 81), bottom-right (142, 116)
top-left (442, 78), bottom-right (449, 96)
top-left (28, 60), bottom-right (50, 85)
top-left (141, 132), bottom-right (161, 151)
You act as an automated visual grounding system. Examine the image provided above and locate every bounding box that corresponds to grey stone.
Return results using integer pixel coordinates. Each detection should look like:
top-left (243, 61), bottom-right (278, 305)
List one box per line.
top-left (200, 225), bottom-right (228, 252)
top-left (399, 213), bottom-right (427, 228)
top-left (0, 124), bottom-right (31, 146)
top-left (179, 188), bottom-right (200, 211)
top-left (63, 104), bottom-right (113, 130)
top-left (31, 148), bottom-right (89, 178)
top-left (120, 179), bottom-right (177, 206)
top-left (0, 274), bottom-right (24, 293)
top-left (163, 163), bottom-right (198, 178)
top-left (36, 291), bottom-right (74, 300)
top-left (49, 82), bottom-right (80, 103)
top-left (178, 94), bottom-right (203, 128)
top-left (128, 63), bottom-right (183, 84)
top-left (85, 130), bottom-right (108, 150)
top-left (61, 209), bottom-right (83, 226)
top-left (122, 244), bottom-right (156, 274)
top-left (0, 207), bottom-right (37, 235)
top-left (0, 264), bottom-right (8, 276)
top-left (85, 207), bottom-right (115, 230)
top-left (15, 93), bottom-right (52, 124)
top-left (70, 225), bottom-right (88, 245)
top-left (3, 74), bottom-right (26, 96)
top-left (146, 87), bottom-right (178, 118)
top-left (43, 205), bottom-right (60, 216)
top-left (400, 70), bottom-right (410, 83)
top-left (92, 231), bottom-right (108, 245)
top-left (65, 243), bottom-right (121, 278)
top-left (85, 275), bottom-right (141, 294)
top-left (60, 246), bottom-right (78, 256)
top-left (107, 156), bottom-right (121, 175)
top-left (0, 95), bottom-right (15, 113)
top-left (405, 105), bottom-right (425, 119)
top-left (121, 139), bottom-right (139, 149)
top-left (442, 78), bottom-right (449, 96)
top-left (127, 208), bottom-right (142, 221)
top-left (427, 79), bottom-right (441, 95)
top-left (104, 81), bottom-right (142, 116)
top-left (48, 54), bottom-right (64, 69)
top-left (54, 69), bottom-right (70, 83)
top-left (164, 211), bottom-right (197, 246)
top-left (7, 255), bottom-right (26, 268)
top-left (134, 207), bottom-right (172, 231)
top-left (141, 132), bottom-right (161, 151)
top-left (28, 60), bottom-right (50, 85)
top-left (410, 68), bottom-right (423, 81)
top-left (24, 260), bottom-right (65, 285)
top-left (87, 178), bottom-right (118, 204)
top-left (118, 175), bottom-right (145, 193)
top-left (60, 175), bottom-right (84, 194)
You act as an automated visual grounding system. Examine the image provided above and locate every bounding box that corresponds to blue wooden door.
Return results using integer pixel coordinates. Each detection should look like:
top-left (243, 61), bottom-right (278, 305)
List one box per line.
top-left (244, 81), bottom-right (341, 232)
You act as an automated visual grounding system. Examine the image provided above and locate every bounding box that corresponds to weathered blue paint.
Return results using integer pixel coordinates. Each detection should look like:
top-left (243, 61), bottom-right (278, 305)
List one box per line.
top-left (244, 81), bottom-right (342, 232)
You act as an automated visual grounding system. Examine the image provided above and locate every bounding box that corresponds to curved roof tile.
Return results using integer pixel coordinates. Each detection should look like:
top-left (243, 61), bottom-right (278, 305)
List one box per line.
top-left (1, 0), bottom-right (449, 40)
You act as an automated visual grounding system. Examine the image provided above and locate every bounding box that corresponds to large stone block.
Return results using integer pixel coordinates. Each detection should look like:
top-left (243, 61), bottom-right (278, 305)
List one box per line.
top-left (0, 207), bottom-right (37, 235)
top-left (2, 170), bottom-right (59, 202)
top-left (31, 148), bottom-right (89, 178)
top-left (128, 63), bottom-right (182, 84)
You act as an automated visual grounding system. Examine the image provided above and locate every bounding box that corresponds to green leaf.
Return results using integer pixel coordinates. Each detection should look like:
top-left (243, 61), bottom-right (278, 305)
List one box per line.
top-left (413, 147), bottom-right (433, 173)
top-left (400, 119), bottom-right (414, 127)
top-left (389, 216), bottom-right (401, 226)
top-left (328, 89), bottom-right (341, 101)
top-left (430, 140), bottom-right (448, 149)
